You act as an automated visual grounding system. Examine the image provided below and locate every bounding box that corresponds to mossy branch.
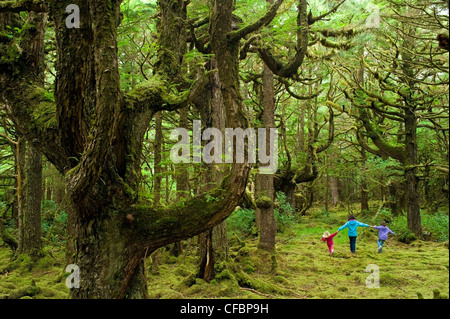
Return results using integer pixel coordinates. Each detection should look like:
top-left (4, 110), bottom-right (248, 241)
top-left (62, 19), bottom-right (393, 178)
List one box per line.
top-left (278, 77), bottom-right (323, 100)
top-left (358, 108), bottom-right (406, 162)
top-left (307, 0), bottom-right (346, 25)
top-left (124, 72), bottom-right (211, 113)
top-left (0, 0), bottom-right (47, 13)
top-left (257, 0), bottom-right (308, 78)
top-left (228, 0), bottom-right (284, 43)
top-left (1, 82), bottom-right (67, 172)
top-left (126, 160), bottom-right (251, 251)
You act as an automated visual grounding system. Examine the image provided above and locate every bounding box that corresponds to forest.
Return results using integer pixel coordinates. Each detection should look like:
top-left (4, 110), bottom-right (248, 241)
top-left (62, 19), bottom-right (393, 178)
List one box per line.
top-left (0, 0), bottom-right (448, 304)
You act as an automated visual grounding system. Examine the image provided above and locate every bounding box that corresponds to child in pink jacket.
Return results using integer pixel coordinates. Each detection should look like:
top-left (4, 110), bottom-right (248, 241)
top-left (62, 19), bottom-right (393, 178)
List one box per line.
top-left (321, 231), bottom-right (338, 255)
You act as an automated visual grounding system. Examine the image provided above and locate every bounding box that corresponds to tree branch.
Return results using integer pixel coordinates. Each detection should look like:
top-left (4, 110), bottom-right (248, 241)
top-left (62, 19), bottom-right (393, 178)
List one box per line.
top-left (1, 82), bottom-right (68, 172)
top-left (358, 108), bottom-right (406, 162)
top-left (258, 0), bottom-right (308, 78)
top-left (0, 0), bottom-right (47, 13)
top-left (316, 106), bottom-right (335, 153)
top-left (228, 0), bottom-right (284, 42)
top-left (127, 158), bottom-right (251, 251)
top-left (277, 77), bottom-right (323, 100)
top-left (355, 127), bottom-right (386, 159)
top-left (308, 0), bottom-right (346, 25)
top-left (124, 72), bottom-right (211, 114)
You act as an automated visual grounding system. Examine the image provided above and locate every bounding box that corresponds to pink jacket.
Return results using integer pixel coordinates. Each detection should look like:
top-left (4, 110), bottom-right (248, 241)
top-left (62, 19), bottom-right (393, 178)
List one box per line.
top-left (321, 232), bottom-right (338, 248)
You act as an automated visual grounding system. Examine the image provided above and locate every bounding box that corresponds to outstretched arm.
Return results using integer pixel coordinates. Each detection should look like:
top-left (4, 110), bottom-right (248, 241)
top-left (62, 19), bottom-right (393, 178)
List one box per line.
top-left (329, 231), bottom-right (339, 239)
top-left (359, 222), bottom-right (371, 228)
top-left (338, 222), bottom-right (349, 231)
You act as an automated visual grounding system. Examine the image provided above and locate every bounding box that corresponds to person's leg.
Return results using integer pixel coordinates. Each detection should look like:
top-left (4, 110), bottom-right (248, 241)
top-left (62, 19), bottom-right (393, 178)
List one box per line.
top-left (349, 236), bottom-right (356, 253)
top-left (329, 243), bottom-right (334, 255)
top-left (378, 240), bottom-right (385, 253)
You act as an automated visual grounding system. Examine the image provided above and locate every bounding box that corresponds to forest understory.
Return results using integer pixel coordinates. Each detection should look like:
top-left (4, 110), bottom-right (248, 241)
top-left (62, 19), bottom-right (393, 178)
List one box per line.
top-left (1, 202), bottom-right (448, 300)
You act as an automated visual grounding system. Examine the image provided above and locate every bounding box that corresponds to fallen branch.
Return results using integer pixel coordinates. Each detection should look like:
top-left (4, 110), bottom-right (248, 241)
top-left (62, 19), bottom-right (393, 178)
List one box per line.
top-left (239, 287), bottom-right (273, 298)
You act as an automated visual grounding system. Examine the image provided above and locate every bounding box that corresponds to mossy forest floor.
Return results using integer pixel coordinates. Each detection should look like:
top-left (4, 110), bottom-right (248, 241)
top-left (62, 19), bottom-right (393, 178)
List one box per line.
top-left (0, 206), bottom-right (448, 299)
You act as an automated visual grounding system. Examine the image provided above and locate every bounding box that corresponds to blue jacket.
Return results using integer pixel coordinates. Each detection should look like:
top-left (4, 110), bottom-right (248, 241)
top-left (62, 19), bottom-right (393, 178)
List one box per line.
top-left (338, 219), bottom-right (370, 237)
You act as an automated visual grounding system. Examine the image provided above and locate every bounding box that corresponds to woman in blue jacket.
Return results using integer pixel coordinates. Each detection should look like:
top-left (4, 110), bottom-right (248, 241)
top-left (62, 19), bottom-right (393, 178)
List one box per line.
top-left (338, 214), bottom-right (371, 254)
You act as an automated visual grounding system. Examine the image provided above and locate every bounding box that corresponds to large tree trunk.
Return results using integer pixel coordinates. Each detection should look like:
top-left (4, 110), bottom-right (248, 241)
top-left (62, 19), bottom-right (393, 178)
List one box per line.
top-left (1, 0), bottom-right (258, 299)
top-left (196, 56), bottom-right (227, 282)
top-left (256, 65), bottom-right (276, 252)
top-left (22, 143), bottom-right (43, 260)
top-left (330, 176), bottom-right (341, 207)
top-left (15, 138), bottom-right (26, 255)
top-left (360, 149), bottom-right (369, 212)
top-left (404, 109), bottom-right (422, 236)
top-left (153, 111), bottom-right (163, 208)
top-left (402, 28), bottom-right (422, 237)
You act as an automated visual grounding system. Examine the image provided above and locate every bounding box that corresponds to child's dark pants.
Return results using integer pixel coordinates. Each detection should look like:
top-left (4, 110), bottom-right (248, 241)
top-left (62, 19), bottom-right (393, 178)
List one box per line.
top-left (349, 236), bottom-right (357, 253)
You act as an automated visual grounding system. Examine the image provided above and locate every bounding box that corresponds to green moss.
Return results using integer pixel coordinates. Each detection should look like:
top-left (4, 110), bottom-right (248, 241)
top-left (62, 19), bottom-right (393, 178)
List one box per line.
top-left (234, 271), bottom-right (288, 295)
top-left (1, 204), bottom-right (448, 300)
top-left (243, 264), bottom-right (255, 274)
top-left (216, 268), bottom-right (234, 281)
top-left (273, 275), bottom-right (289, 284)
top-left (17, 85), bottom-right (57, 131)
top-left (1, 41), bottom-right (22, 64)
top-left (255, 196), bottom-right (272, 209)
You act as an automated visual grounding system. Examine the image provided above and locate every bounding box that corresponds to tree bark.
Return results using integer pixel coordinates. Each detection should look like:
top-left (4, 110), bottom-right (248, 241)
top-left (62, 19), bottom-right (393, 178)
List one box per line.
top-left (330, 176), bottom-right (341, 207)
top-left (404, 109), bottom-right (422, 236)
top-left (153, 111), bottom-right (163, 208)
top-left (360, 149), bottom-right (369, 212)
top-left (15, 138), bottom-right (26, 255)
top-left (23, 143), bottom-right (43, 260)
top-left (256, 65), bottom-right (276, 252)
top-left (196, 56), bottom-right (227, 282)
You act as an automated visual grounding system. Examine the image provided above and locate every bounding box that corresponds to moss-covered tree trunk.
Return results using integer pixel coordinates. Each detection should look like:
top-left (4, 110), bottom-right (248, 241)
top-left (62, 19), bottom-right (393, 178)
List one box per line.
top-left (402, 30), bottom-right (422, 237)
top-left (15, 138), bottom-right (26, 255)
top-left (0, 0), bottom-right (290, 299)
top-left (153, 111), bottom-right (163, 208)
top-left (23, 143), bottom-right (43, 260)
top-left (256, 65), bottom-right (276, 252)
top-left (196, 56), bottom-right (227, 282)
top-left (404, 108), bottom-right (422, 236)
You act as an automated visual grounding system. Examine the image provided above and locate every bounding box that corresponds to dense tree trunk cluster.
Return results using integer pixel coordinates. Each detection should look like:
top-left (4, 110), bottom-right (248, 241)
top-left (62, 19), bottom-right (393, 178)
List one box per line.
top-left (0, 0), bottom-right (447, 299)
top-left (0, 0), bottom-right (254, 298)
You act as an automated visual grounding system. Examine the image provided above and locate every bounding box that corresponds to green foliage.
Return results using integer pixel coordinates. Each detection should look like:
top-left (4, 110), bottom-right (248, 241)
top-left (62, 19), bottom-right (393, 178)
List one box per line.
top-left (228, 192), bottom-right (297, 238)
top-left (227, 208), bottom-right (256, 238)
top-left (421, 212), bottom-right (450, 242)
top-left (376, 209), bottom-right (449, 243)
top-left (274, 192), bottom-right (295, 234)
top-left (41, 200), bottom-right (68, 244)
